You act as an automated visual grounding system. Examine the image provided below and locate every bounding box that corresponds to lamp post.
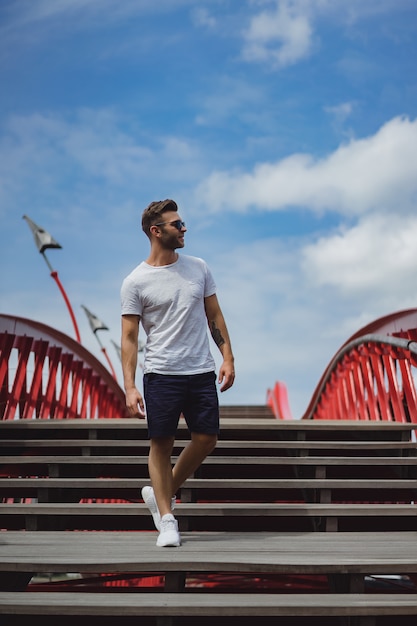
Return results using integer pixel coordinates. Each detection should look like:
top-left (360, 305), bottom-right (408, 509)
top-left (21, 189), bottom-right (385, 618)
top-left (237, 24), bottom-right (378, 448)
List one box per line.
top-left (81, 305), bottom-right (117, 380)
top-left (111, 340), bottom-right (122, 362)
top-left (23, 215), bottom-right (82, 343)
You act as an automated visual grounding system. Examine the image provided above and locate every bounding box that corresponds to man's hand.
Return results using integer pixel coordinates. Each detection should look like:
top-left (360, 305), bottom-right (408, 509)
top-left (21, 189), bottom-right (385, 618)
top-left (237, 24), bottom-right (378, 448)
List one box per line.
top-left (218, 359), bottom-right (235, 392)
top-left (125, 387), bottom-right (146, 418)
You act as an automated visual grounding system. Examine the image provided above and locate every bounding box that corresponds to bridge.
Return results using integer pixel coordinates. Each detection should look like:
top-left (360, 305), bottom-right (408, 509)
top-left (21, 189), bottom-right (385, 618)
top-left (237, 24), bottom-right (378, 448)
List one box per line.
top-left (1, 310), bottom-right (417, 625)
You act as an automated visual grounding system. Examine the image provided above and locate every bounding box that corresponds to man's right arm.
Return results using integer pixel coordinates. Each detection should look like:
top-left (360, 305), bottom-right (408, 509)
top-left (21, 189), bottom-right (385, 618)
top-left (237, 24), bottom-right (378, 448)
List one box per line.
top-left (121, 314), bottom-right (145, 417)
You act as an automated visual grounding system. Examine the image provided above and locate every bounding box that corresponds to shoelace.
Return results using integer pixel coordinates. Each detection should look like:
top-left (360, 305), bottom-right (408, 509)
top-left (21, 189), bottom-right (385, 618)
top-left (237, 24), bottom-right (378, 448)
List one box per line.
top-left (160, 517), bottom-right (177, 531)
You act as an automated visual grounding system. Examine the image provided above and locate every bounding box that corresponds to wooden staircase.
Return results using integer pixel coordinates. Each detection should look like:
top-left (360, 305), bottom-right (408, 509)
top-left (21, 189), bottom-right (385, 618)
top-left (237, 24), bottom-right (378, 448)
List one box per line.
top-left (1, 407), bottom-right (417, 625)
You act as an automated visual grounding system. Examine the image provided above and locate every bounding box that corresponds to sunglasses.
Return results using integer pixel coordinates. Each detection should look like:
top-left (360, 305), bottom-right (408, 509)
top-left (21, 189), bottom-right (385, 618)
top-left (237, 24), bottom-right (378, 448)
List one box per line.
top-left (154, 220), bottom-right (186, 231)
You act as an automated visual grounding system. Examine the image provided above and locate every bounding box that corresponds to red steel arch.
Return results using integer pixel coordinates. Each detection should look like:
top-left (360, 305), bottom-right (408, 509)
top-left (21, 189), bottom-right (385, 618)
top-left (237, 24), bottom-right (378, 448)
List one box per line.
top-left (0, 314), bottom-right (127, 420)
top-left (268, 309), bottom-right (417, 423)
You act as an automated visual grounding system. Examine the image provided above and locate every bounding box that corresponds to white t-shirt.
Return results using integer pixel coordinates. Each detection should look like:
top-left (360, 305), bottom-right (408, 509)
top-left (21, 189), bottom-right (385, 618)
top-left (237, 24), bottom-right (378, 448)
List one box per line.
top-left (121, 254), bottom-right (217, 375)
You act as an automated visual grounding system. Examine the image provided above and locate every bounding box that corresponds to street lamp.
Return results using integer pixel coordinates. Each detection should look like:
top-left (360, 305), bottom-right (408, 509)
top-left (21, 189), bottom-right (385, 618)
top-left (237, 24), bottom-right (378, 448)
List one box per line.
top-left (23, 215), bottom-right (82, 343)
top-left (81, 305), bottom-right (117, 380)
top-left (111, 340), bottom-right (122, 362)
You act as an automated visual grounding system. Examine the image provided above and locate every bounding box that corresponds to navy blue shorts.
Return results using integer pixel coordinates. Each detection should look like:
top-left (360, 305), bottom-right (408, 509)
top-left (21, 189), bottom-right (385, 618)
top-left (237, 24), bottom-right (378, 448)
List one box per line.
top-left (143, 371), bottom-right (220, 439)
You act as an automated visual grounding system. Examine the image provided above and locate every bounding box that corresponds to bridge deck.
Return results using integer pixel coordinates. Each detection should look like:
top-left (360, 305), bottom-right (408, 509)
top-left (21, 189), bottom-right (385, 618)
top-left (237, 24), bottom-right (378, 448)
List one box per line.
top-left (0, 417), bottom-right (414, 439)
top-left (1, 530), bottom-right (417, 576)
top-left (1, 416), bottom-right (417, 624)
top-left (2, 591), bottom-right (417, 620)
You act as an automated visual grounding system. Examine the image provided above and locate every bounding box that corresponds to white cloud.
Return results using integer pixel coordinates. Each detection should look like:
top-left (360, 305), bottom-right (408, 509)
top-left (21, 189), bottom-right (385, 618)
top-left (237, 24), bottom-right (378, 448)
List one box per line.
top-left (335, 0), bottom-right (415, 24)
top-left (0, 109), bottom-right (205, 216)
top-left (196, 116), bottom-right (417, 216)
top-left (207, 216), bottom-right (417, 416)
top-left (302, 213), bottom-right (417, 303)
top-left (0, 0), bottom-right (196, 59)
top-left (242, 0), bottom-right (314, 68)
top-left (240, 0), bottom-right (414, 70)
top-left (194, 75), bottom-right (263, 127)
top-left (206, 236), bottom-right (332, 416)
top-left (324, 102), bottom-right (354, 123)
top-left (192, 7), bottom-right (217, 29)
top-left (324, 102), bottom-right (356, 137)
top-left (2, 0), bottom-right (193, 29)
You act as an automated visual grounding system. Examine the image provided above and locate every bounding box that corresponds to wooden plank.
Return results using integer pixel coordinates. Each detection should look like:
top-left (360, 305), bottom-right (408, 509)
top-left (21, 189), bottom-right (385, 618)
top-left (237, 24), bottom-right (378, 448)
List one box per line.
top-left (1, 477), bottom-right (416, 491)
top-left (0, 418), bottom-right (414, 432)
top-left (2, 454), bottom-right (417, 465)
top-left (1, 477), bottom-right (416, 507)
top-left (1, 419), bottom-right (413, 453)
top-left (1, 592), bottom-right (417, 617)
top-left (1, 502), bottom-right (417, 519)
top-left (219, 405), bottom-right (274, 419)
top-left (1, 531), bottom-right (417, 575)
top-left (2, 438), bottom-right (415, 451)
top-left (4, 501), bottom-right (415, 532)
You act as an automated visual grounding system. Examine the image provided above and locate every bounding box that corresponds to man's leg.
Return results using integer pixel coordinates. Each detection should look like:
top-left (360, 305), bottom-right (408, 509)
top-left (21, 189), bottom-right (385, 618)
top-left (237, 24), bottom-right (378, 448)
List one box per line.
top-left (172, 372), bottom-right (220, 492)
top-left (172, 432), bottom-right (217, 493)
top-left (148, 435), bottom-right (175, 517)
top-left (143, 373), bottom-right (183, 520)
top-left (147, 435), bottom-right (181, 547)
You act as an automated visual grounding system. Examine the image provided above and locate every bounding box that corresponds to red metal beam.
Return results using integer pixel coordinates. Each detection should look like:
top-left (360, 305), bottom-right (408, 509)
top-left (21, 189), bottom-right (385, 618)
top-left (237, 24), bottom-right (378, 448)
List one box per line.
top-left (0, 314), bottom-right (127, 420)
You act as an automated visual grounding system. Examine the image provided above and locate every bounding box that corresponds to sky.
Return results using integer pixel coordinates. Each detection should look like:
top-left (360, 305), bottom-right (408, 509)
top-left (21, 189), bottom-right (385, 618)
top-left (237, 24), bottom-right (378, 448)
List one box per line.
top-left (1, 0), bottom-right (417, 418)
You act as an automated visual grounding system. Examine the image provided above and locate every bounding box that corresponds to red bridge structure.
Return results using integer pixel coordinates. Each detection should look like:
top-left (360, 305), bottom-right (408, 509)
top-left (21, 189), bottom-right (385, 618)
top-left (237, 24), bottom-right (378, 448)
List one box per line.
top-left (267, 308), bottom-right (417, 423)
top-left (0, 313), bottom-right (126, 421)
top-left (1, 310), bottom-right (417, 625)
top-left (2, 309), bottom-right (417, 423)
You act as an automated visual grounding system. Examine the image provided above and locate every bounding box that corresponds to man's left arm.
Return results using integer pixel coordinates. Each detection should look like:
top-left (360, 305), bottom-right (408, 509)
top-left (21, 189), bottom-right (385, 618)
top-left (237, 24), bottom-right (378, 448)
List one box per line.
top-left (204, 294), bottom-right (235, 392)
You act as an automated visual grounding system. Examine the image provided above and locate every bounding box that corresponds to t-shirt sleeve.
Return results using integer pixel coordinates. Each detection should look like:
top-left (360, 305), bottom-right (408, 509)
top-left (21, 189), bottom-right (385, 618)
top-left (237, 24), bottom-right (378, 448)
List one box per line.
top-left (120, 277), bottom-right (142, 316)
top-left (204, 262), bottom-right (217, 298)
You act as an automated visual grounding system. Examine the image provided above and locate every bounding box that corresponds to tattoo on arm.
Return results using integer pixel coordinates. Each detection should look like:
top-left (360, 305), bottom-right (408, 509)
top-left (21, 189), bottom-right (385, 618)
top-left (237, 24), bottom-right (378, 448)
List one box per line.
top-left (210, 321), bottom-right (225, 348)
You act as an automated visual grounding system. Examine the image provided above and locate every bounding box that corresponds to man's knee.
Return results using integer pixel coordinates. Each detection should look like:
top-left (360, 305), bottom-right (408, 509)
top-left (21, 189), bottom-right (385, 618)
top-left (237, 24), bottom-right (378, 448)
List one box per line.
top-left (191, 432), bottom-right (218, 455)
top-left (150, 436), bottom-right (175, 456)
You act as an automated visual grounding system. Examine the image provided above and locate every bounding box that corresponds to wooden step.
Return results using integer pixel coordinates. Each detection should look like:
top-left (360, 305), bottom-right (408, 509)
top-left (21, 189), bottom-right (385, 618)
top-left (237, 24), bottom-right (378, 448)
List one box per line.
top-left (2, 502), bottom-right (417, 532)
top-left (1, 530), bottom-right (417, 579)
top-left (2, 455), bottom-right (417, 482)
top-left (1, 438), bottom-right (415, 456)
top-left (1, 477), bottom-right (416, 503)
top-left (3, 454), bottom-right (416, 466)
top-left (0, 418), bottom-right (414, 443)
top-left (1, 591), bottom-right (416, 620)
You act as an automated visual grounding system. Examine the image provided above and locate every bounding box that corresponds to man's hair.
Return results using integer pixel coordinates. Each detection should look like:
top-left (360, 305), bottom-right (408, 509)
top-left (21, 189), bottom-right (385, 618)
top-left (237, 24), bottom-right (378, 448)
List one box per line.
top-left (141, 199), bottom-right (178, 238)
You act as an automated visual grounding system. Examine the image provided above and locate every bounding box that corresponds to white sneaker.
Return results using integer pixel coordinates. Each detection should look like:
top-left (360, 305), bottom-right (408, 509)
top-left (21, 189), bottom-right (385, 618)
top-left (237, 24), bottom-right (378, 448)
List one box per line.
top-left (141, 486), bottom-right (176, 531)
top-left (156, 514), bottom-right (181, 547)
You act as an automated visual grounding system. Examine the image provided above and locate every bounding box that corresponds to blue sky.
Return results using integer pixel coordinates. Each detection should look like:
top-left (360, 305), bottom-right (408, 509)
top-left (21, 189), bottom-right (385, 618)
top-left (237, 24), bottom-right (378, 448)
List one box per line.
top-left (1, 0), bottom-right (417, 417)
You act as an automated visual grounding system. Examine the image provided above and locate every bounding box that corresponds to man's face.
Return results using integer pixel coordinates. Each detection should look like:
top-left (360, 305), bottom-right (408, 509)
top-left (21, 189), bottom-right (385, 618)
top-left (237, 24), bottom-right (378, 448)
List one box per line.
top-left (154, 211), bottom-right (187, 250)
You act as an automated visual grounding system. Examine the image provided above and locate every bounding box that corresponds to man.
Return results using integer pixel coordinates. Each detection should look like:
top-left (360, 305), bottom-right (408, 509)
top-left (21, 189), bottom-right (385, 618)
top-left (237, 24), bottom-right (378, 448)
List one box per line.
top-left (120, 199), bottom-right (235, 547)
